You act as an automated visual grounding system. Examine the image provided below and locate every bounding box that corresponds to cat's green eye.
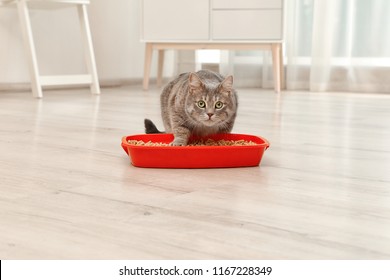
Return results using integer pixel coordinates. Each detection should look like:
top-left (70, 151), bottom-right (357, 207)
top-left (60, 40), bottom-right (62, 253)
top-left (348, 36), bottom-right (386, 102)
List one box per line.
top-left (197, 100), bottom-right (206, 108)
top-left (215, 101), bottom-right (224, 109)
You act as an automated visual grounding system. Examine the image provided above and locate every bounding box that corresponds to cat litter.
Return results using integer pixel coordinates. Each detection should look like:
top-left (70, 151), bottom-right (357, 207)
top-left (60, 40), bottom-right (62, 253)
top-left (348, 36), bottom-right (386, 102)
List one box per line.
top-left (127, 139), bottom-right (257, 147)
top-left (121, 133), bottom-right (269, 169)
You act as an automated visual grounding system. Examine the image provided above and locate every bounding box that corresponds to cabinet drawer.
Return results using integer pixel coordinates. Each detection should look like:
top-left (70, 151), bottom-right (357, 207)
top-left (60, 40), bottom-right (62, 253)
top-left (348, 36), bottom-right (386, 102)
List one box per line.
top-left (213, 0), bottom-right (282, 9)
top-left (212, 10), bottom-right (282, 40)
top-left (142, 0), bottom-right (209, 41)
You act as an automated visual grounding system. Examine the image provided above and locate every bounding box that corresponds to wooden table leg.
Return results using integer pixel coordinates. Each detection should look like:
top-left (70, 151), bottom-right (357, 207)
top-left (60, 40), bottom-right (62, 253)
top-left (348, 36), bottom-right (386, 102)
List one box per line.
top-left (143, 43), bottom-right (153, 90)
top-left (157, 49), bottom-right (165, 88)
top-left (271, 43), bottom-right (281, 93)
top-left (279, 43), bottom-right (285, 90)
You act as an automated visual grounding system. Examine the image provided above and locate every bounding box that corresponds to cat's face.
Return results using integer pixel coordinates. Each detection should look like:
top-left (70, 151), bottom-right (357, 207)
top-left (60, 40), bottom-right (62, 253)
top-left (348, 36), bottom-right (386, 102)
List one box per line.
top-left (185, 73), bottom-right (237, 127)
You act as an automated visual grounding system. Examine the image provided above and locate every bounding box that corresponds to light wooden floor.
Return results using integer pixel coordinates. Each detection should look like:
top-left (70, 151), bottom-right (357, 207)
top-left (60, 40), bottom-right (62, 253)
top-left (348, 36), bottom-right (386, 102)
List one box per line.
top-left (1, 86), bottom-right (390, 259)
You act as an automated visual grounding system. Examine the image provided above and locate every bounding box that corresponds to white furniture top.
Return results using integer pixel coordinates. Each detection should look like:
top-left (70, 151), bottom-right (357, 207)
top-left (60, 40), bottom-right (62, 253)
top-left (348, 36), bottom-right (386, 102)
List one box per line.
top-left (141, 0), bottom-right (284, 43)
top-left (1, 0), bottom-right (90, 9)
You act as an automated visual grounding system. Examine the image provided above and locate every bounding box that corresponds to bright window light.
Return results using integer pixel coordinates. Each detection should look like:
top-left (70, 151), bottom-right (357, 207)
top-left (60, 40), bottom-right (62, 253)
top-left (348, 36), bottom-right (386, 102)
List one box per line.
top-left (196, 50), bottom-right (221, 64)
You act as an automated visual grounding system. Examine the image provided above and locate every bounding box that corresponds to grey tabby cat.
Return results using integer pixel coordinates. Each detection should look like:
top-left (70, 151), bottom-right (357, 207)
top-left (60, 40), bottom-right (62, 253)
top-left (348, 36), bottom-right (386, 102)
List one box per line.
top-left (144, 69), bottom-right (238, 146)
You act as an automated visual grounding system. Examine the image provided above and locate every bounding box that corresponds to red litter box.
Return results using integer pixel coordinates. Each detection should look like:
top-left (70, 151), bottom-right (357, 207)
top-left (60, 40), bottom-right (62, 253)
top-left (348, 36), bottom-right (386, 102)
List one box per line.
top-left (121, 133), bottom-right (269, 168)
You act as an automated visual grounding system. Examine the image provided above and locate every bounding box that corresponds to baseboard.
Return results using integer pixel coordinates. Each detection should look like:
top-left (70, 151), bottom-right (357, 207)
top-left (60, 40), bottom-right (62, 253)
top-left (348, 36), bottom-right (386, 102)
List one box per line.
top-left (0, 78), bottom-right (158, 92)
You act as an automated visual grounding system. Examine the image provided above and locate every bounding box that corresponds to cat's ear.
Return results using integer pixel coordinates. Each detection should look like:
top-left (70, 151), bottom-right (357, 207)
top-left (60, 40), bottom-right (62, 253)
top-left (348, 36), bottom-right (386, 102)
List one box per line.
top-left (220, 75), bottom-right (234, 93)
top-left (189, 73), bottom-right (203, 92)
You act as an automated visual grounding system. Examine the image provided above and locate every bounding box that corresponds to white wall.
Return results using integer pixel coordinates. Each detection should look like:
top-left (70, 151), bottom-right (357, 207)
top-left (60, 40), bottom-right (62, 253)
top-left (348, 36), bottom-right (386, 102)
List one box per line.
top-left (0, 0), bottom-right (174, 87)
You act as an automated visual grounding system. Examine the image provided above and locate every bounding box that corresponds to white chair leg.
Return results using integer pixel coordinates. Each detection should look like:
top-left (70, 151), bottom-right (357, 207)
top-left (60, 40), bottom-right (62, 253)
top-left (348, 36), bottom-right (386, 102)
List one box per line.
top-left (17, 0), bottom-right (42, 98)
top-left (78, 4), bottom-right (100, 94)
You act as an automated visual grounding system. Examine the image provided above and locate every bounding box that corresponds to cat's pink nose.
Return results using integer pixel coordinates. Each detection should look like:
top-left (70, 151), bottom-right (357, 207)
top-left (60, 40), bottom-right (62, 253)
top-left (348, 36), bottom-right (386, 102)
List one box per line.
top-left (207, 113), bottom-right (214, 119)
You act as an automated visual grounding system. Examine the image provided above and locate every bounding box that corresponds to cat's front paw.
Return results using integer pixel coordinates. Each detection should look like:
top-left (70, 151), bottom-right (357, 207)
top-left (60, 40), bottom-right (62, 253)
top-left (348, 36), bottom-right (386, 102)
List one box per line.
top-left (169, 139), bottom-right (187, 146)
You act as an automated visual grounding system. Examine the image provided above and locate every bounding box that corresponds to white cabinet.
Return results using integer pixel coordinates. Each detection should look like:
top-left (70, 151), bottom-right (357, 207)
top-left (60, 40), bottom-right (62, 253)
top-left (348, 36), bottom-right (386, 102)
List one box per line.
top-left (212, 0), bottom-right (282, 9)
top-left (212, 10), bottom-right (282, 40)
top-left (142, 0), bottom-right (283, 42)
top-left (141, 0), bottom-right (284, 92)
top-left (142, 0), bottom-right (209, 41)
top-left (211, 0), bottom-right (283, 41)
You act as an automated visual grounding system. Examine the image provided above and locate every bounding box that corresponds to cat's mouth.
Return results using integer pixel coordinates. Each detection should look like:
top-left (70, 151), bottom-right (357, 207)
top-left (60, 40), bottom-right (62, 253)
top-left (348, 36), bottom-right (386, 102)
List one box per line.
top-left (202, 118), bottom-right (217, 126)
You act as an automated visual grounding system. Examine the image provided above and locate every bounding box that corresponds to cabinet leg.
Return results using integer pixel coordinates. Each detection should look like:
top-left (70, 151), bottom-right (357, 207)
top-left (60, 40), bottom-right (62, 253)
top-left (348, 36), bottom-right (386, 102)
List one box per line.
top-left (157, 49), bottom-right (165, 88)
top-left (143, 43), bottom-right (153, 90)
top-left (271, 43), bottom-right (281, 93)
top-left (279, 44), bottom-right (285, 90)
